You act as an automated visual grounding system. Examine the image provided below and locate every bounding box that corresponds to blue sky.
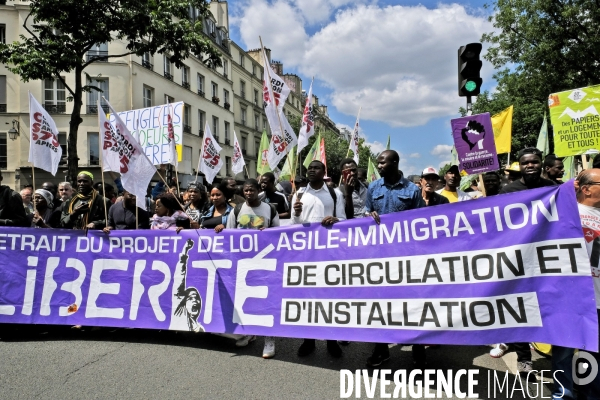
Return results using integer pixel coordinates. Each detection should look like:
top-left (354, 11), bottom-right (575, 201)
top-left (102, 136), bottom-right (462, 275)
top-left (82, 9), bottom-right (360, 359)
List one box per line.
top-left (228, 0), bottom-right (497, 175)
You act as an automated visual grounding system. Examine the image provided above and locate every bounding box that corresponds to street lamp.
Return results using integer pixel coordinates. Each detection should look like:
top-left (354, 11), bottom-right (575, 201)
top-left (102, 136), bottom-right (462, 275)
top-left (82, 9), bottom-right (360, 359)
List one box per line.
top-left (8, 120), bottom-right (19, 141)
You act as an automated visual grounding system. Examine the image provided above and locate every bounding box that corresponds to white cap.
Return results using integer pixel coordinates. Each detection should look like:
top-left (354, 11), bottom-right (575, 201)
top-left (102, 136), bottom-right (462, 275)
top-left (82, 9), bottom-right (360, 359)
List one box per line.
top-left (421, 167), bottom-right (439, 177)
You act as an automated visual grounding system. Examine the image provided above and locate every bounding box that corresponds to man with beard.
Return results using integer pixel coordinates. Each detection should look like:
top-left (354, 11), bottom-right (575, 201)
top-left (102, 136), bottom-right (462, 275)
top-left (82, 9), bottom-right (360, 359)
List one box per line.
top-left (60, 172), bottom-right (111, 230)
top-left (436, 165), bottom-right (473, 202)
top-left (339, 158), bottom-right (368, 219)
top-left (365, 150), bottom-right (425, 367)
top-left (493, 147), bottom-right (555, 376)
top-left (292, 160), bottom-right (346, 358)
top-left (420, 167), bottom-right (449, 206)
top-left (543, 154), bottom-right (565, 185)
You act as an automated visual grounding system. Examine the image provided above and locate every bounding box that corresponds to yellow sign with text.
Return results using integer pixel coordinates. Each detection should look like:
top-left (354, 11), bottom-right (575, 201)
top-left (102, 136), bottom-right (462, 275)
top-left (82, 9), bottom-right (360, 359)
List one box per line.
top-left (549, 84), bottom-right (600, 157)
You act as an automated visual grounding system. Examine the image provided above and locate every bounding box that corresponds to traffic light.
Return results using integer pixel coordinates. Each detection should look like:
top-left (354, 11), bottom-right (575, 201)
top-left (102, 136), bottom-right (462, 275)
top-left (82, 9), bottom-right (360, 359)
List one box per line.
top-left (458, 43), bottom-right (482, 97)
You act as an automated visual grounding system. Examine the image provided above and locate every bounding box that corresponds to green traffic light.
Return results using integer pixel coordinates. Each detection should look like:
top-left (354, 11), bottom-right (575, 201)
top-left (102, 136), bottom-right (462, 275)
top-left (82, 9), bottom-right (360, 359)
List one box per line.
top-left (465, 81), bottom-right (477, 92)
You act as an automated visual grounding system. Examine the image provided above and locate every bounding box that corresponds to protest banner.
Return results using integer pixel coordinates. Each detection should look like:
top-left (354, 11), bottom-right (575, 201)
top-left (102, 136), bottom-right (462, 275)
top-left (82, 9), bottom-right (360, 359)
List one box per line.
top-left (110, 102), bottom-right (184, 165)
top-left (451, 113), bottom-right (500, 175)
top-left (28, 93), bottom-right (62, 176)
top-left (0, 184), bottom-right (595, 350)
top-left (549, 84), bottom-right (600, 157)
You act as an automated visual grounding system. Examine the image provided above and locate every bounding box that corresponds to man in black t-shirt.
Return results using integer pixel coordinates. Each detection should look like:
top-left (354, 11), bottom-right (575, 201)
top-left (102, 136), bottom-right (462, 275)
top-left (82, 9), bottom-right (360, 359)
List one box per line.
top-left (495, 147), bottom-right (554, 377)
top-left (259, 172), bottom-right (290, 219)
top-left (500, 147), bottom-right (556, 194)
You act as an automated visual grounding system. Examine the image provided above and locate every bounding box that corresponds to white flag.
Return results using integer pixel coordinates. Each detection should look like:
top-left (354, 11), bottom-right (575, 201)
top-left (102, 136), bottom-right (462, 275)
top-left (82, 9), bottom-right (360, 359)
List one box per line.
top-left (28, 92), bottom-right (62, 175)
top-left (297, 79), bottom-right (315, 154)
top-left (261, 47), bottom-right (298, 169)
top-left (101, 98), bottom-right (156, 209)
top-left (198, 121), bottom-right (223, 184)
top-left (349, 115), bottom-right (360, 164)
top-left (166, 103), bottom-right (178, 167)
top-left (231, 130), bottom-right (245, 176)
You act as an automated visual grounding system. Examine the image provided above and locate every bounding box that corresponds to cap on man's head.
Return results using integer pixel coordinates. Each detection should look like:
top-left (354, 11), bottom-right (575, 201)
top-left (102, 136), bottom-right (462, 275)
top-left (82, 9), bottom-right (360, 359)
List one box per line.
top-left (446, 165), bottom-right (460, 174)
top-left (421, 167), bottom-right (439, 178)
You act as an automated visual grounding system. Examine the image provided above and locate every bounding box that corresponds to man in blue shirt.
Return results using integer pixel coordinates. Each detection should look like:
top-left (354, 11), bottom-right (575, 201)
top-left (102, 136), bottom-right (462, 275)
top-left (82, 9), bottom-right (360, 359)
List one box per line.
top-left (364, 150), bottom-right (426, 368)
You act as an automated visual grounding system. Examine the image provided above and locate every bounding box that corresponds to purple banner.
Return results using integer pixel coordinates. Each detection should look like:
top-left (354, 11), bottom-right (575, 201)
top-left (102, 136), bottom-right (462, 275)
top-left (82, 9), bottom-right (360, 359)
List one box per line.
top-left (451, 113), bottom-right (500, 174)
top-left (0, 183), bottom-right (596, 350)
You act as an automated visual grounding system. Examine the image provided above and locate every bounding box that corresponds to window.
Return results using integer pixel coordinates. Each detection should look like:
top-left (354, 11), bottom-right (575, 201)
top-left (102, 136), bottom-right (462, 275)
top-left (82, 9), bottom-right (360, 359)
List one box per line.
top-left (240, 80), bottom-right (246, 99)
top-left (43, 78), bottom-right (66, 113)
top-left (58, 132), bottom-right (67, 165)
top-left (87, 78), bottom-right (109, 113)
top-left (255, 139), bottom-right (260, 157)
top-left (224, 122), bottom-right (230, 144)
top-left (0, 133), bottom-right (6, 168)
top-left (143, 85), bottom-right (153, 107)
top-left (198, 110), bottom-right (205, 134)
top-left (252, 64), bottom-right (256, 76)
top-left (223, 60), bottom-right (228, 78)
top-left (183, 104), bottom-right (191, 133)
top-left (223, 89), bottom-right (229, 107)
top-left (211, 82), bottom-right (218, 99)
top-left (212, 116), bottom-right (219, 140)
top-left (254, 113), bottom-right (259, 131)
top-left (254, 89), bottom-right (259, 106)
top-left (241, 135), bottom-right (247, 155)
top-left (0, 25), bottom-right (5, 44)
top-left (182, 146), bottom-right (192, 174)
top-left (197, 74), bottom-right (205, 96)
top-left (87, 43), bottom-right (108, 62)
top-left (226, 156), bottom-right (231, 175)
top-left (263, 118), bottom-right (267, 130)
top-left (142, 52), bottom-right (152, 69)
top-left (165, 95), bottom-right (174, 104)
top-left (88, 132), bottom-right (99, 166)
top-left (241, 107), bottom-right (247, 126)
top-left (0, 75), bottom-right (6, 112)
top-left (163, 56), bottom-right (173, 80)
top-left (182, 65), bottom-right (190, 89)
top-left (239, 53), bottom-right (245, 67)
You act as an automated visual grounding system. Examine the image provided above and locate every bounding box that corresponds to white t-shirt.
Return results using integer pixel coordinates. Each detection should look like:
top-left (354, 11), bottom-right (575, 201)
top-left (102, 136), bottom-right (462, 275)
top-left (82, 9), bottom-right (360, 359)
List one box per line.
top-left (291, 183), bottom-right (346, 224)
top-left (226, 202), bottom-right (280, 229)
top-left (579, 203), bottom-right (600, 308)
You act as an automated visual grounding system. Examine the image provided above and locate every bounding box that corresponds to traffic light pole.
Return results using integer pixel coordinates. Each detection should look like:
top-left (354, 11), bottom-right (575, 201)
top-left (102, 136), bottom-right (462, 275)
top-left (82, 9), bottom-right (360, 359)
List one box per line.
top-left (466, 95), bottom-right (473, 116)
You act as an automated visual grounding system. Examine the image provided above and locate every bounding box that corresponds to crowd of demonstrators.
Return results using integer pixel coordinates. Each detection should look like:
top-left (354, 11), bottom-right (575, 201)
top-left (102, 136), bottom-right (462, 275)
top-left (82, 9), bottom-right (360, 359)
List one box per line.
top-left (103, 190), bottom-right (150, 232)
top-left (291, 160), bottom-right (346, 358)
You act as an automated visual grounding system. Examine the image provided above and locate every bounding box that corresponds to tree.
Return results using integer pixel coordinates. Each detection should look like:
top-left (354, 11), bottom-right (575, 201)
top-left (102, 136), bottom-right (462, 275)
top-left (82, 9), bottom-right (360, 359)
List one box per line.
top-left (465, 0), bottom-right (600, 157)
top-left (0, 0), bottom-right (221, 182)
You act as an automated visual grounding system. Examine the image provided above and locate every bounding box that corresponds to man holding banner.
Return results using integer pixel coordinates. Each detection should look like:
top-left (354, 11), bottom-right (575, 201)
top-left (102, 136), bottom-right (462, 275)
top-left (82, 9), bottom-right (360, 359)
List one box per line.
top-left (365, 150), bottom-right (425, 367)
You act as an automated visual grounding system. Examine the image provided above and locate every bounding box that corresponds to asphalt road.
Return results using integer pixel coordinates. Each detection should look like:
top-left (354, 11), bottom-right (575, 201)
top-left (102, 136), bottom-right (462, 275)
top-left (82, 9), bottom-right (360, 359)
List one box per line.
top-left (0, 325), bottom-right (554, 399)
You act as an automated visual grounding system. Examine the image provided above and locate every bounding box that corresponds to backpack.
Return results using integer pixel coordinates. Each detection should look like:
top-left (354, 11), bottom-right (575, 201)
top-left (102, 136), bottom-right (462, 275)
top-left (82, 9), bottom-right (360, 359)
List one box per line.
top-left (326, 186), bottom-right (338, 217)
top-left (233, 202), bottom-right (278, 227)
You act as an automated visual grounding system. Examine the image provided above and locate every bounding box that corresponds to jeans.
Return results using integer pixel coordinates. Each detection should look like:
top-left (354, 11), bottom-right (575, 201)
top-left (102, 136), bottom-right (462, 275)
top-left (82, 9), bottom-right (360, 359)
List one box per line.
top-left (552, 345), bottom-right (575, 400)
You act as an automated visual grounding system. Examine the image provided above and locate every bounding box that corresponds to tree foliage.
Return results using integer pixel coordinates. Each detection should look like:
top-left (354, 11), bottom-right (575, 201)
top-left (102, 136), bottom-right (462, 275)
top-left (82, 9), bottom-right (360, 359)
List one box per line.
top-left (465, 0), bottom-right (600, 158)
top-left (0, 0), bottom-right (222, 182)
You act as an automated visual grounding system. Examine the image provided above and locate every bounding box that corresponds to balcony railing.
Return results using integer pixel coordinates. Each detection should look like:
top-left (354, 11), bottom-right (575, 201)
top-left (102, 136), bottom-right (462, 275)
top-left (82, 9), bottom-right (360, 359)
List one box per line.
top-left (225, 139), bottom-right (230, 145)
top-left (182, 82), bottom-right (190, 90)
top-left (183, 124), bottom-right (191, 133)
top-left (164, 72), bottom-right (173, 80)
top-left (197, 90), bottom-right (205, 97)
top-left (241, 91), bottom-right (246, 99)
top-left (44, 103), bottom-right (66, 114)
top-left (142, 60), bottom-right (153, 70)
top-left (87, 50), bottom-right (108, 62)
top-left (87, 104), bottom-right (109, 114)
top-left (198, 129), bottom-right (204, 136)
top-left (0, 104), bottom-right (6, 113)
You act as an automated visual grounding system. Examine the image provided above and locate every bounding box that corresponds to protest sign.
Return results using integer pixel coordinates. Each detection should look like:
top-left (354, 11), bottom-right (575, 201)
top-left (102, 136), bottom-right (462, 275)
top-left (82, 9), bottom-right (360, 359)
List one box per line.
top-left (110, 102), bottom-right (184, 165)
top-left (451, 113), bottom-right (499, 174)
top-left (0, 184), bottom-right (595, 350)
top-left (549, 84), bottom-right (600, 157)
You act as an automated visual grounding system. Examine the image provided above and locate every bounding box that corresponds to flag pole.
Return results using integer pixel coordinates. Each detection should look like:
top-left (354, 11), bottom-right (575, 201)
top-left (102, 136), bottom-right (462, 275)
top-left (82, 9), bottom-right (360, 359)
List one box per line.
top-left (259, 36), bottom-right (295, 179)
top-left (345, 106), bottom-right (362, 158)
top-left (97, 100), bottom-right (109, 226)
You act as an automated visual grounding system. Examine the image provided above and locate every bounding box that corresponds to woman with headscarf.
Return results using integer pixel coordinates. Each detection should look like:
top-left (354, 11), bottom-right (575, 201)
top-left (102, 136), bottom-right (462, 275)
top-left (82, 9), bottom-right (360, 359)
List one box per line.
top-left (31, 189), bottom-right (57, 228)
top-left (200, 182), bottom-right (233, 232)
top-left (184, 182), bottom-right (209, 229)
